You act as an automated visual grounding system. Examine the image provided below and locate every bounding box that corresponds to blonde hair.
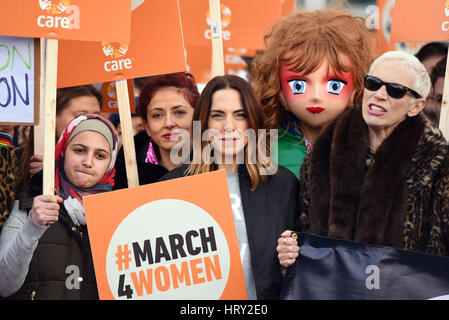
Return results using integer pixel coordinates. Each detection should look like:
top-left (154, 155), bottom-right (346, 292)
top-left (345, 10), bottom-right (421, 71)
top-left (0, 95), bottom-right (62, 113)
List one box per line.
top-left (252, 7), bottom-right (375, 129)
top-left (369, 51), bottom-right (431, 99)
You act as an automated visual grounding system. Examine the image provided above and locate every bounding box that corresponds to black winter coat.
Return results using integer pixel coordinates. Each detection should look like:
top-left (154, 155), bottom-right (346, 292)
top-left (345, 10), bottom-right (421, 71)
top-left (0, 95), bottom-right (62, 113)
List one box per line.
top-left (160, 164), bottom-right (299, 300)
top-left (113, 131), bottom-right (168, 190)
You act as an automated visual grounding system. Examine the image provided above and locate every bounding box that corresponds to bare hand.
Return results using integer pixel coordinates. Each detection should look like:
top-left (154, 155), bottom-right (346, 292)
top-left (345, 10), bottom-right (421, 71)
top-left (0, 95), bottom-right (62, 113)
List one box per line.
top-left (29, 154), bottom-right (44, 176)
top-left (277, 230), bottom-right (300, 268)
top-left (30, 194), bottom-right (63, 226)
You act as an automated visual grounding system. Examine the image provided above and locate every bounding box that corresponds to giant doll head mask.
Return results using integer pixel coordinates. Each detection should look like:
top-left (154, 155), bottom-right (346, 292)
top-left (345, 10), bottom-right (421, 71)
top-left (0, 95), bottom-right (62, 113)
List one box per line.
top-left (253, 8), bottom-right (375, 142)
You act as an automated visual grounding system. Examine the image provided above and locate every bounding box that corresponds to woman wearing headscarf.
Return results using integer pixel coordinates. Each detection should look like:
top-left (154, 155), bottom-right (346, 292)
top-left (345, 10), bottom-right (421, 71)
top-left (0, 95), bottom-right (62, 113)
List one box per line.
top-left (278, 51), bottom-right (449, 267)
top-left (0, 114), bottom-right (118, 299)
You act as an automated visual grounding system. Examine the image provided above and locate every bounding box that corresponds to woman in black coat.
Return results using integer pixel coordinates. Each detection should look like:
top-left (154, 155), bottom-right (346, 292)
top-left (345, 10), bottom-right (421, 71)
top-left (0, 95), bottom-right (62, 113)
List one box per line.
top-left (160, 75), bottom-right (299, 300)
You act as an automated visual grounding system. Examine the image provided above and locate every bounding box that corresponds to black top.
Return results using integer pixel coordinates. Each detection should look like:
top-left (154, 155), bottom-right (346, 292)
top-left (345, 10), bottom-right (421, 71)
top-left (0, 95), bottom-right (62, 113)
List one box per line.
top-left (113, 131), bottom-right (168, 190)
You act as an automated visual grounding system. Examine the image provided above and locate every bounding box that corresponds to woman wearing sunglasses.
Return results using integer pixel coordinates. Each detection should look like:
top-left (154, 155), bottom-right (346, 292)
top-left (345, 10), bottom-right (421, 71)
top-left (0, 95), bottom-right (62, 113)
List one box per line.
top-left (278, 51), bottom-right (449, 268)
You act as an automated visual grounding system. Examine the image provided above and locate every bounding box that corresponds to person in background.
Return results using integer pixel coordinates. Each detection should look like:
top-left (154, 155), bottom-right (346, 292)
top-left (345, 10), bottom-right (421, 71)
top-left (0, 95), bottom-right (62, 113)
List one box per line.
top-left (415, 42), bottom-right (447, 75)
top-left (278, 51), bottom-right (449, 268)
top-left (0, 114), bottom-right (118, 299)
top-left (109, 112), bottom-right (145, 149)
top-left (113, 72), bottom-right (200, 189)
top-left (424, 57), bottom-right (446, 126)
top-left (160, 75), bottom-right (299, 300)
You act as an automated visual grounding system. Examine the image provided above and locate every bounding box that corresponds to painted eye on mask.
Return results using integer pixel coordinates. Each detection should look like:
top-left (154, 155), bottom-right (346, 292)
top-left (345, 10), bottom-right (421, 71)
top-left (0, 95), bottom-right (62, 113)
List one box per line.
top-left (287, 79), bottom-right (306, 94)
top-left (327, 79), bottom-right (347, 95)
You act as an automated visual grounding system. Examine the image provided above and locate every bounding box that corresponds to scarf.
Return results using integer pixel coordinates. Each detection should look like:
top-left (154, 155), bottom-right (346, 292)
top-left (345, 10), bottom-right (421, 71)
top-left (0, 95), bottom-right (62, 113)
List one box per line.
top-left (55, 114), bottom-right (119, 226)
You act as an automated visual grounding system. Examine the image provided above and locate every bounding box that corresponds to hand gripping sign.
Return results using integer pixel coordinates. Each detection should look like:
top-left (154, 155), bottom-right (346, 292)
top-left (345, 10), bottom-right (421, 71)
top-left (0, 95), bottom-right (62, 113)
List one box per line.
top-left (83, 170), bottom-right (247, 300)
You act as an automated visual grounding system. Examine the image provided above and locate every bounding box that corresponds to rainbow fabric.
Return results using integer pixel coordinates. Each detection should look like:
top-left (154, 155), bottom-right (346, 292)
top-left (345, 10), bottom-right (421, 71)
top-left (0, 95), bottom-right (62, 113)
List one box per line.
top-left (0, 133), bottom-right (12, 148)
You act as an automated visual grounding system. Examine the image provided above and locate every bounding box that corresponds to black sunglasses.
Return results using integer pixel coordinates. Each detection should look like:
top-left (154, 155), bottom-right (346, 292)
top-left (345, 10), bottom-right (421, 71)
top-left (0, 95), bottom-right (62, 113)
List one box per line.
top-left (363, 75), bottom-right (421, 99)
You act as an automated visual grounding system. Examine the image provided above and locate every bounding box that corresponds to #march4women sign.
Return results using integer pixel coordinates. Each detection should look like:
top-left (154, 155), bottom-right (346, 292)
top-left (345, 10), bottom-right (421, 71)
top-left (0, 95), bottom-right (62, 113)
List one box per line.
top-left (83, 170), bottom-right (247, 300)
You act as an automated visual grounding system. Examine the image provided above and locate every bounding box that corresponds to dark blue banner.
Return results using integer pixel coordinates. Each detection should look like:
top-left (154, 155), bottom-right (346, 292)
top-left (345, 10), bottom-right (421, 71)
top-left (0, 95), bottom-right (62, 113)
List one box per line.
top-left (281, 233), bottom-right (449, 300)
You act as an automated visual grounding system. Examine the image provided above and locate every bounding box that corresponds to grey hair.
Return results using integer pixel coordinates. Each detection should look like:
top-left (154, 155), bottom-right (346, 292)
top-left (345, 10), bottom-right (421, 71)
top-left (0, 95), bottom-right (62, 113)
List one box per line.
top-left (369, 51), bottom-right (431, 99)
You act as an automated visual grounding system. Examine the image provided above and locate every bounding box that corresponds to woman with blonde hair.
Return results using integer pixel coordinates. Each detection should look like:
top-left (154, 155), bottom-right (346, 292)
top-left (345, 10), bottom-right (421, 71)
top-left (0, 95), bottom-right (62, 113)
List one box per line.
top-left (161, 75), bottom-right (299, 299)
top-left (252, 8), bottom-right (375, 178)
top-left (278, 51), bottom-right (449, 268)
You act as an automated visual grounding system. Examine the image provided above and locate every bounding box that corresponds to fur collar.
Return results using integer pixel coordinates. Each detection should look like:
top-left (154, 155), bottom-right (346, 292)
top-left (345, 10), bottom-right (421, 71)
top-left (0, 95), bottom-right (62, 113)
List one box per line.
top-left (308, 107), bottom-right (424, 247)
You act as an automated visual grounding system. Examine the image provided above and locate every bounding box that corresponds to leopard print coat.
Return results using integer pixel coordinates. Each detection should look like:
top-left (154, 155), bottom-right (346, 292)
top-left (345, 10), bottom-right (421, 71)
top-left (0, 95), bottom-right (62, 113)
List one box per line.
top-left (297, 107), bottom-right (449, 256)
top-left (0, 147), bottom-right (18, 231)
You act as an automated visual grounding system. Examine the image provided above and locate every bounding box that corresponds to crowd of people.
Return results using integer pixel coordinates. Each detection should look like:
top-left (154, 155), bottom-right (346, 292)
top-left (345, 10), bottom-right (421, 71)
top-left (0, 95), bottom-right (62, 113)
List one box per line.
top-left (0, 7), bottom-right (448, 300)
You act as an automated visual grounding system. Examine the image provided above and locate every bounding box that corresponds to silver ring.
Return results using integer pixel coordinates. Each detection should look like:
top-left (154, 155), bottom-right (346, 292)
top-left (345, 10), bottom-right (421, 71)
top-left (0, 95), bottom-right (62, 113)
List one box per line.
top-left (283, 237), bottom-right (287, 245)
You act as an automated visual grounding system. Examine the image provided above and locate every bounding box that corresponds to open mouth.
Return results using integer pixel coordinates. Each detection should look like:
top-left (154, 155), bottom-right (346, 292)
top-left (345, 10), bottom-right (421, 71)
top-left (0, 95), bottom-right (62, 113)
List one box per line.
top-left (368, 104), bottom-right (387, 114)
top-left (306, 107), bottom-right (325, 114)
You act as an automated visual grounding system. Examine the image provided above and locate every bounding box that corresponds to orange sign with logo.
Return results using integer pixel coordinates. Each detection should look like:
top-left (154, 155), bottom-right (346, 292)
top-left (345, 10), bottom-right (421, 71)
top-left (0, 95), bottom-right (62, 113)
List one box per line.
top-left (181, 0), bottom-right (282, 84)
top-left (391, 0), bottom-right (449, 42)
top-left (181, 0), bottom-right (281, 50)
top-left (281, 0), bottom-right (296, 16)
top-left (57, 0), bottom-right (186, 88)
top-left (0, 0), bottom-right (131, 42)
top-left (83, 170), bottom-right (247, 300)
top-left (99, 80), bottom-right (136, 114)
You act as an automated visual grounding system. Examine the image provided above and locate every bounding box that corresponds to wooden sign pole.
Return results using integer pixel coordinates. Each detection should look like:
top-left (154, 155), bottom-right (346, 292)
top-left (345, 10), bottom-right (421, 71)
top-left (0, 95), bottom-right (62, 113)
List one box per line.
top-left (438, 46), bottom-right (449, 140)
top-left (209, 0), bottom-right (225, 78)
top-left (42, 38), bottom-right (58, 196)
top-left (34, 38), bottom-right (46, 156)
top-left (116, 79), bottom-right (139, 188)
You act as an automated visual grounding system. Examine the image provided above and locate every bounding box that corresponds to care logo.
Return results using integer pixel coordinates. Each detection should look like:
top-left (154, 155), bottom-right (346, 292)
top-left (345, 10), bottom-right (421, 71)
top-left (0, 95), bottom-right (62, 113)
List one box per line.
top-left (37, 0), bottom-right (80, 30)
top-left (106, 199), bottom-right (230, 300)
top-left (101, 42), bottom-right (133, 72)
top-left (204, 3), bottom-right (232, 40)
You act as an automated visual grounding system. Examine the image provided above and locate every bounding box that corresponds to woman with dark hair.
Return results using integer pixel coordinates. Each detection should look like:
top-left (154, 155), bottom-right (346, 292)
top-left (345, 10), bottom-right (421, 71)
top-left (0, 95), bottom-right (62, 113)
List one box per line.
top-left (113, 72), bottom-right (200, 189)
top-left (160, 75), bottom-right (299, 300)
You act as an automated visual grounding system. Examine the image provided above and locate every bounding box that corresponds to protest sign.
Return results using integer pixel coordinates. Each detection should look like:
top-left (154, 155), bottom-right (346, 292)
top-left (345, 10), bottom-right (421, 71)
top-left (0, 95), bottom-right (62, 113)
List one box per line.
top-left (281, 0), bottom-right (296, 16)
top-left (83, 170), bottom-right (247, 300)
top-left (0, 0), bottom-right (131, 43)
top-left (390, 0), bottom-right (449, 139)
top-left (58, 0), bottom-right (187, 188)
top-left (0, 1), bottom-right (132, 195)
top-left (181, 0), bottom-right (282, 83)
top-left (281, 233), bottom-right (449, 300)
top-left (57, 0), bottom-right (186, 88)
top-left (0, 36), bottom-right (39, 125)
top-left (98, 79), bottom-right (135, 114)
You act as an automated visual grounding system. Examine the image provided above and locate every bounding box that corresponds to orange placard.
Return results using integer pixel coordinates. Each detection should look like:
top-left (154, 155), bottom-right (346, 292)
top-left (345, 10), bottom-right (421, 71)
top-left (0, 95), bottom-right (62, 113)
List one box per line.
top-left (181, 0), bottom-right (281, 50)
top-left (391, 0), bottom-right (449, 43)
top-left (99, 80), bottom-right (136, 114)
top-left (83, 170), bottom-right (247, 300)
top-left (281, 0), bottom-right (296, 16)
top-left (56, 0), bottom-right (186, 88)
top-left (0, 0), bottom-right (131, 42)
top-left (374, 0), bottom-right (428, 57)
top-left (181, 0), bottom-right (282, 83)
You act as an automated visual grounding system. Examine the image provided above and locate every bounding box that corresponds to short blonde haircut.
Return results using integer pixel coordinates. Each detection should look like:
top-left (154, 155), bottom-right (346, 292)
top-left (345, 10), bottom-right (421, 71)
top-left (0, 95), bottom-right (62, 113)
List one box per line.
top-left (369, 51), bottom-right (431, 99)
